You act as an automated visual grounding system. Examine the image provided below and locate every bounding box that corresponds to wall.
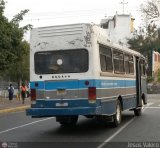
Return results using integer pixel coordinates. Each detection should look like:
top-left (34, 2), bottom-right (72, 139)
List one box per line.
top-left (100, 13), bottom-right (134, 46)
top-left (152, 51), bottom-right (160, 80)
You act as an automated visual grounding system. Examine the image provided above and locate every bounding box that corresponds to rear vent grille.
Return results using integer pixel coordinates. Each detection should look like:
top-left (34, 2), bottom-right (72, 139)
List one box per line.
top-left (38, 24), bottom-right (83, 38)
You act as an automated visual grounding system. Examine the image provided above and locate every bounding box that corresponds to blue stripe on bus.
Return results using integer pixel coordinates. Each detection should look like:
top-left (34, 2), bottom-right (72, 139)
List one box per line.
top-left (30, 79), bottom-right (136, 90)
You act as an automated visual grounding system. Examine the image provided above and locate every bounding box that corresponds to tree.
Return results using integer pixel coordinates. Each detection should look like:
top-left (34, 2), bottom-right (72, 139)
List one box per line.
top-left (0, 0), bottom-right (16, 72)
top-left (127, 24), bottom-right (160, 76)
top-left (128, 0), bottom-right (160, 77)
top-left (5, 40), bottom-right (30, 82)
top-left (140, 0), bottom-right (160, 22)
top-left (0, 0), bottom-right (32, 84)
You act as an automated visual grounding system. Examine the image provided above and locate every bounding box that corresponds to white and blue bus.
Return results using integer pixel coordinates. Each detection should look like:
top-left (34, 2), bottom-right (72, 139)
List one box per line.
top-left (26, 23), bottom-right (147, 127)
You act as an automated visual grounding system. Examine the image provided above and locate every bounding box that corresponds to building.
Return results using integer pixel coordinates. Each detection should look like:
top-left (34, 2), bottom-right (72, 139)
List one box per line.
top-left (100, 13), bottom-right (135, 46)
top-left (152, 51), bottom-right (160, 80)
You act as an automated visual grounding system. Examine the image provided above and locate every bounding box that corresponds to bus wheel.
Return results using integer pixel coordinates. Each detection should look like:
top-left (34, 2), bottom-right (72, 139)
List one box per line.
top-left (134, 100), bottom-right (143, 116)
top-left (134, 108), bottom-right (142, 116)
top-left (56, 116), bottom-right (78, 126)
top-left (112, 100), bottom-right (122, 127)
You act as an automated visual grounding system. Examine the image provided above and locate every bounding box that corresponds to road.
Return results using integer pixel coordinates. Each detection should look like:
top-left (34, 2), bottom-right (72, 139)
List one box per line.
top-left (0, 94), bottom-right (160, 148)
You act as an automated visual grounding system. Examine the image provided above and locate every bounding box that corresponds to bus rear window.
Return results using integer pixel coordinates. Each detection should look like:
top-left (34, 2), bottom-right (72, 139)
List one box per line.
top-left (34, 49), bottom-right (88, 74)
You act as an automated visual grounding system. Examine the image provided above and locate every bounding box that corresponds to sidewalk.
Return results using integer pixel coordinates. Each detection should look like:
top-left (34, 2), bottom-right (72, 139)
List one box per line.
top-left (0, 97), bottom-right (31, 115)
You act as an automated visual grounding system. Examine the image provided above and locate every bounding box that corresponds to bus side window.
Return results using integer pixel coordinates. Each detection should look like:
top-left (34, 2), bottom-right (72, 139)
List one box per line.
top-left (100, 54), bottom-right (107, 72)
top-left (124, 54), bottom-right (134, 75)
top-left (113, 50), bottom-right (124, 73)
top-left (140, 60), bottom-right (146, 76)
top-left (124, 55), bottom-right (129, 74)
top-left (129, 56), bottom-right (134, 74)
top-left (99, 45), bottom-right (113, 72)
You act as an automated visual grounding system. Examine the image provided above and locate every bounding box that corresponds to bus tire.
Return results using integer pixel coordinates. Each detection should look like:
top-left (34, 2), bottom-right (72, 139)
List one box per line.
top-left (56, 116), bottom-right (78, 126)
top-left (112, 100), bottom-right (122, 127)
top-left (134, 108), bottom-right (142, 116)
top-left (134, 100), bottom-right (143, 116)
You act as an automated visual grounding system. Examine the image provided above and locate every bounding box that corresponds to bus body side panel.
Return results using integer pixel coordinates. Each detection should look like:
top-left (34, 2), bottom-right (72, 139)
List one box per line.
top-left (96, 78), bottom-right (137, 115)
top-left (122, 78), bottom-right (137, 110)
top-left (100, 99), bottom-right (117, 115)
top-left (121, 95), bottom-right (137, 110)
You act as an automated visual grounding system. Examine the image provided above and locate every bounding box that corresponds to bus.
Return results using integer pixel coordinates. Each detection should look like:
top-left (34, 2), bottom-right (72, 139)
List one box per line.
top-left (26, 23), bottom-right (147, 127)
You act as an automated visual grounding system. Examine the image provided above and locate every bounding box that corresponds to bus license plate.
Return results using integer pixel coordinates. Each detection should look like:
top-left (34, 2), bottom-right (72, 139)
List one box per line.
top-left (56, 102), bottom-right (68, 107)
top-left (57, 89), bottom-right (66, 95)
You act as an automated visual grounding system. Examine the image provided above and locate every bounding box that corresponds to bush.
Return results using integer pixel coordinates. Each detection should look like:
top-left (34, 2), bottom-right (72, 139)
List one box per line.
top-left (158, 69), bottom-right (160, 82)
top-left (147, 76), bottom-right (154, 83)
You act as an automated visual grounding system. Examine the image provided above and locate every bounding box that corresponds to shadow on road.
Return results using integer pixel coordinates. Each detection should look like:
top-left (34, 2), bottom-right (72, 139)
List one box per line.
top-left (47, 113), bottom-right (135, 137)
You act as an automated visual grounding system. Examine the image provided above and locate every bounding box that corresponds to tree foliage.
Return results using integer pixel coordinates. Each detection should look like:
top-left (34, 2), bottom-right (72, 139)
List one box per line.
top-left (128, 0), bottom-right (160, 77)
top-left (0, 0), bottom-right (32, 83)
top-left (141, 0), bottom-right (160, 21)
top-left (5, 40), bottom-right (30, 82)
top-left (128, 24), bottom-right (160, 76)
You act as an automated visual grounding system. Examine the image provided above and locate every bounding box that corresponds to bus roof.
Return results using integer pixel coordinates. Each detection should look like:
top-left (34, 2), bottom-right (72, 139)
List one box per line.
top-left (31, 23), bottom-right (145, 59)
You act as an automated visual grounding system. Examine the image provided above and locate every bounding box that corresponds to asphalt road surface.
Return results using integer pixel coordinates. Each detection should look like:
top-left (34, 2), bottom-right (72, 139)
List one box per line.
top-left (0, 94), bottom-right (160, 148)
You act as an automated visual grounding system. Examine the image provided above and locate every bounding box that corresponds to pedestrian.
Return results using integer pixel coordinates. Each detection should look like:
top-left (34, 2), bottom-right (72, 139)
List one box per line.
top-left (17, 85), bottom-right (21, 101)
top-left (8, 84), bottom-right (14, 102)
top-left (21, 83), bottom-right (27, 104)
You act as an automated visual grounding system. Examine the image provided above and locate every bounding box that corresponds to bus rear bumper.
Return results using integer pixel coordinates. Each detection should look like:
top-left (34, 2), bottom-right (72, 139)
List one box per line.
top-left (26, 106), bottom-right (102, 117)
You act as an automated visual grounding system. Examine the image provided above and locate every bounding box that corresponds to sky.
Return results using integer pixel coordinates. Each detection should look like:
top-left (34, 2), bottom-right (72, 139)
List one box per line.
top-left (4, 0), bottom-right (147, 27)
top-left (4, 0), bottom-right (147, 40)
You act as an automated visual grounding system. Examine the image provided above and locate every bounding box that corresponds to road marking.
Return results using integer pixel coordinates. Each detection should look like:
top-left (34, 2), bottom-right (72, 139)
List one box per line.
top-left (97, 118), bottom-right (135, 148)
top-left (0, 117), bottom-right (55, 134)
top-left (97, 103), bottom-right (152, 148)
top-left (145, 102), bottom-right (153, 107)
top-left (144, 103), bottom-right (160, 109)
top-left (145, 107), bottom-right (160, 109)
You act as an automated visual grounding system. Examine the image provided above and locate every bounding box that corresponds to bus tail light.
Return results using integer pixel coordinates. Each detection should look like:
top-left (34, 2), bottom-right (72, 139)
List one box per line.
top-left (31, 89), bottom-right (36, 101)
top-left (88, 87), bottom-right (96, 103)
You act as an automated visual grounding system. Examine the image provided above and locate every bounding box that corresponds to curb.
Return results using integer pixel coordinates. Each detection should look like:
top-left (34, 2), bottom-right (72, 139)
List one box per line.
top-left (0, 106), bottom-right (30, 115)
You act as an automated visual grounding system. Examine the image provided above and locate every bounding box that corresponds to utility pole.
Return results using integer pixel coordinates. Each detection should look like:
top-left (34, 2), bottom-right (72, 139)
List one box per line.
top-left (120, 0), bottom-right (128, 14)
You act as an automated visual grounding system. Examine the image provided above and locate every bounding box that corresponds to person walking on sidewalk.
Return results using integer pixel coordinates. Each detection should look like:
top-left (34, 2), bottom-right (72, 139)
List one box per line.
top-left (8, 84), bottom-right (14, 102)
top-left (21, 83), bottom-right (27, 104)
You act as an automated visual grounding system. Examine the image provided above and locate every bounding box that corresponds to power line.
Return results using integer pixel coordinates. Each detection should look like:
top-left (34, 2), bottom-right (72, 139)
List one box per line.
top-left (6, 8), bottom-right (108, 17)
top-left (13, 9), bottom-right (112, 22)
top-left (22, 11), bottom-right (108, 22)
